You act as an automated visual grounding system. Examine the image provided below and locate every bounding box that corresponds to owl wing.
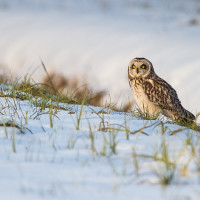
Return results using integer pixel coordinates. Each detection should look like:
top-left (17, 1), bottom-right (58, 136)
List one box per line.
top-left (142, 77), bottom-right (195, 121)
top-left (143, 78), bottom-right (180, 110)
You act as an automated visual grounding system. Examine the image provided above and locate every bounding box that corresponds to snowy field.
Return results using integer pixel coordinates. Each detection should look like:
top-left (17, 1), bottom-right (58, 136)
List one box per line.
top-left (0, 1), bottom-right (200, 199)
top-left (0, 0), bottom-right (200, 113)
top-left (0, 88), bottom-right (200, 200)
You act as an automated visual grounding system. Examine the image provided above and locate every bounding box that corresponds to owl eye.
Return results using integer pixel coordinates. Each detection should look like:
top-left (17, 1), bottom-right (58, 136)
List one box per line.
top-left (141, 65), bottom-right (146, 69)
top-left (132, 65), bottom-right (136, 69)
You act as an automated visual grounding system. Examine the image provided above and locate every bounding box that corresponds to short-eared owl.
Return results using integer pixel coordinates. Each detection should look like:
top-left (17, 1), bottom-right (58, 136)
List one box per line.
top-left (128, 57), bottom-right (195, 123)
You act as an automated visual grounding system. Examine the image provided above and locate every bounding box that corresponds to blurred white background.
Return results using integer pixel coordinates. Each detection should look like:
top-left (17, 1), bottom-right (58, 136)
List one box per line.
top-left (0, 0), bottom-right (200, 112)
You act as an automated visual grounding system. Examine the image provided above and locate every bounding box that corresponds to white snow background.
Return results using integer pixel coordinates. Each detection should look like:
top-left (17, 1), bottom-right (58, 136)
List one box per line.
top-left (0, 1), bottom-right (200, 200)
top-left (0, 88), bottom-right (200, 200)
top-left (0, 0), bottom-right (200, 112)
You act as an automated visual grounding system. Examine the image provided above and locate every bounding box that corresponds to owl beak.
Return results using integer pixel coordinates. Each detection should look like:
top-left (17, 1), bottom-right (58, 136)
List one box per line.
top-left (136, 68), bottom-right (139, 74)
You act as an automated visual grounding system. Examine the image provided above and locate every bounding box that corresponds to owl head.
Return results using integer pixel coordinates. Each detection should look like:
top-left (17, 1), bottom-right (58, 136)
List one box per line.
top-left (128, 57), bottom-right (156, 79)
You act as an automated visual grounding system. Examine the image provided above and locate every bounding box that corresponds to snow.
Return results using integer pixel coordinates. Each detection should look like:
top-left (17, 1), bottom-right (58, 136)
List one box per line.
top-left (0, 2), bottom-right (200, 198)
top-left (0, 92), bottom-right (200, 200)
top-left (0, 0), bottom-right (200, 114)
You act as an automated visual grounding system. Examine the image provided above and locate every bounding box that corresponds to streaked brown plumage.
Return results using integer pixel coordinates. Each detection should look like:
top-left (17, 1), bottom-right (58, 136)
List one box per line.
top-left (128, 57), bottom-right (195, 123)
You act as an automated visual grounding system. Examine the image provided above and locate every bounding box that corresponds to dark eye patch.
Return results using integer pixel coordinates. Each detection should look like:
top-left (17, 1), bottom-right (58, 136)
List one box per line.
top-left (140, 64), bottom-right (146, 69)
top-left (132, 65), bottom-right (136, 69)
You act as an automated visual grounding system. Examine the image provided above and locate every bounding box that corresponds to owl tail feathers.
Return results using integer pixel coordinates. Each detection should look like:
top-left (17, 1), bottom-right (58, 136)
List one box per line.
top-left (178, 110), bottom-right (200, 132)
top-left (176, 108), bottom-right (195, 125)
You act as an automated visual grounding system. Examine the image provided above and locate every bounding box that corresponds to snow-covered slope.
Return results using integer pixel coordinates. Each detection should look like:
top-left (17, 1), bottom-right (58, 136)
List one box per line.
top-left (0, 95), bottom-right (200, 200)
top-left (0, 0), bottom-right (199, 112)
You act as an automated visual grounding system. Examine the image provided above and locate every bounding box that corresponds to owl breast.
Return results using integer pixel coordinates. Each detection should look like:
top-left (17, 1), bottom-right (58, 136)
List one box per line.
top-left (130, 80), bottom-right (161, 115)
